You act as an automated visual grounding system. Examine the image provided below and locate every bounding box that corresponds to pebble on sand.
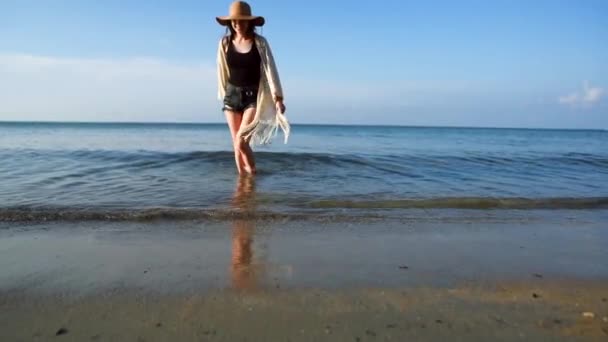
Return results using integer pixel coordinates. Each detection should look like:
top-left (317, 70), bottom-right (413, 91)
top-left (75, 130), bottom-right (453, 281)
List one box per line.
top-left (582, 312), bottom-right (595, 319)
top-left (55, 328), bottom-right (68, 336)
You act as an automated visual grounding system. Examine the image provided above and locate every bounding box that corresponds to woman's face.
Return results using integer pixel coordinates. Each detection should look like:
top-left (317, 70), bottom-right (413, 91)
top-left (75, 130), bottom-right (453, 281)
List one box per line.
top-left (231, 20), bottom-right (249, 35)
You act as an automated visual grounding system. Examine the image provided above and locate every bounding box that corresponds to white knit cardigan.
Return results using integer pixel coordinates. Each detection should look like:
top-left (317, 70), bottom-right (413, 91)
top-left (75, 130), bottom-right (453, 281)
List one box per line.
top-left (217, 34), bottom-right (290, 145)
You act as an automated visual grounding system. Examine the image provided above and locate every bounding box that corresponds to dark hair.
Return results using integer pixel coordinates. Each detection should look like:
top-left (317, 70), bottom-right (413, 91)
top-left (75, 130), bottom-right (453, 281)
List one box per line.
top-left (225, 20), bottom-right (256, 40)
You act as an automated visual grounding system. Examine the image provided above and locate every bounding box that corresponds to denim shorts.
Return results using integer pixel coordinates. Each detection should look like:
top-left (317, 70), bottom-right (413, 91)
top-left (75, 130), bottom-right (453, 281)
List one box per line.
top-left (222, 83), bottom-right (258, 112)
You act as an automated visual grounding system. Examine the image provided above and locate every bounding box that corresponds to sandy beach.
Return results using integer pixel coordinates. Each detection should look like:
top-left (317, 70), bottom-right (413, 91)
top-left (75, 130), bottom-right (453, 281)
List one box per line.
top-left (1, 210), bottom-right (607, 341)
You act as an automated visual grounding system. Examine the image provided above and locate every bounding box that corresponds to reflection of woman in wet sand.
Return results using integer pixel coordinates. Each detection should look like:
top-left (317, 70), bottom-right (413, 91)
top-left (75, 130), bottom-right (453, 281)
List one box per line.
top-left (231, 219), bottom-right (255, 290)
top-left (231, 173), bottom-right (256, 211)
top-left (230, 175), bottom-right (257, 290)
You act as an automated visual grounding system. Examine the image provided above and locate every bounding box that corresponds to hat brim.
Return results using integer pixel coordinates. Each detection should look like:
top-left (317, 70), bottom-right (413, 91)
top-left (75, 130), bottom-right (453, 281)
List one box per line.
top-left (216, 15), bottom-right (265, 26)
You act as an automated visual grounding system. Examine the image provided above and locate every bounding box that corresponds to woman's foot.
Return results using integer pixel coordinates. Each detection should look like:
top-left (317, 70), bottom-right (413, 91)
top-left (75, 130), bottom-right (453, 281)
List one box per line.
top-left (243, 166), bottom-right (256, 175)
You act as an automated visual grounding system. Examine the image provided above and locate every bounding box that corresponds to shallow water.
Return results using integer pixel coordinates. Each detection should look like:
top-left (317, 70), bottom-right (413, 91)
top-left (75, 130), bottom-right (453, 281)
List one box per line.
top-left (1, 122), bottom-right (607, 219)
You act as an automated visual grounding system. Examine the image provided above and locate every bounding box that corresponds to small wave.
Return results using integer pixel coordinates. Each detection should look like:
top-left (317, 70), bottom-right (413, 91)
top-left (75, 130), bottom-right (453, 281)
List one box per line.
top-left (304, 197), bottom-right (608, 210)
top-left (5, 148), bottom-right (608, 168)
top-left (0, 207), bottom-right (304, 223)
top-left (1, 197), bottom-right (607, 223)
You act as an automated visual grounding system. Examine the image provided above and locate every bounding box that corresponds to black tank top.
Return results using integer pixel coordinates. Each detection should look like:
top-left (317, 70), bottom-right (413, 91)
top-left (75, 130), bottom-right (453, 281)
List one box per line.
top-left (226, 38), bottom-right (261, 87)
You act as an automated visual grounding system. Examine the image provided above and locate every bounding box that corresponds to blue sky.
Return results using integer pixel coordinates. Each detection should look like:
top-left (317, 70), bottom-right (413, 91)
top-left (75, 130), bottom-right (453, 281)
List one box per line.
top-left (1, 0), bottom-right (607, 128)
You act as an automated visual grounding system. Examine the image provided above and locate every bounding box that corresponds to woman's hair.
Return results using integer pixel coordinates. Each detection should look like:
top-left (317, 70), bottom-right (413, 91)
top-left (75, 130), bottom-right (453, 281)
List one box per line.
top-left (225, 21), bottom-right (256, 40)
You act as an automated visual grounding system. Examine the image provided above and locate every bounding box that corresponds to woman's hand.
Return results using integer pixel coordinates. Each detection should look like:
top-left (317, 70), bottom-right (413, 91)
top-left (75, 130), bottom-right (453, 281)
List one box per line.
top-left (275, 100), bottom-right (286, 114)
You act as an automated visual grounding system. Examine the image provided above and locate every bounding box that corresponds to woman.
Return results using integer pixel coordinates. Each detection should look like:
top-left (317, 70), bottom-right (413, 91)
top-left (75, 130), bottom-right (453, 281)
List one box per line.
top-left (216, 1), bottom-right (290, 175)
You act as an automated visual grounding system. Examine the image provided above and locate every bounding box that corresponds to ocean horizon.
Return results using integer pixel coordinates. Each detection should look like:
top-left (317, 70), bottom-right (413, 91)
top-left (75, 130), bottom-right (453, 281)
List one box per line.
top-left (1, 120), bottom-right (606, 131)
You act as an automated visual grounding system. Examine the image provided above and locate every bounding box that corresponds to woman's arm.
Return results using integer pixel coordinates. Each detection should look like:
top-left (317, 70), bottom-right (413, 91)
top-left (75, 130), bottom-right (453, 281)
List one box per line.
top-left (259, 36), bottom-right (284, 104)
top-left (217, 38), bottom-right (229, 101)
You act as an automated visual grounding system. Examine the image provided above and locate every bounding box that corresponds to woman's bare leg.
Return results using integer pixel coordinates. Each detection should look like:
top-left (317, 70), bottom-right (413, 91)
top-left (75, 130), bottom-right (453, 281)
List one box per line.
top-left (238, 107), bottom-right (257, 174)
top-left (224, 110), bottom-right (246, 174)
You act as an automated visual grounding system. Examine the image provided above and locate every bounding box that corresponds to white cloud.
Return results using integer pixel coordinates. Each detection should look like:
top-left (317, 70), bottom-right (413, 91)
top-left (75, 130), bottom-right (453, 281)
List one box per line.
top-left (0, 53), bottom-right (477, 124)
top-left (0, 53), bottom-right (411, 123)
top-left (559, 81), bottom-right (605, 107)
top-left (0, 53), bottom-right (218, 122)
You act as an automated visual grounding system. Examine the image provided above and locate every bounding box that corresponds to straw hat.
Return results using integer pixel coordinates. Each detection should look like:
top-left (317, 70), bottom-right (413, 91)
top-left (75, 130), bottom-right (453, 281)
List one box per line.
top-left (216, 1), bottom-right (265, 27)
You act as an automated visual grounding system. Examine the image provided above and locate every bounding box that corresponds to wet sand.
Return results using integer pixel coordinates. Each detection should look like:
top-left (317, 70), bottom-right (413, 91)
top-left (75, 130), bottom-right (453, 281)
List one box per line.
top-left (1, 210), bottom-right (608, 341)
top-left (2, 283), bottom-right (608, 341)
